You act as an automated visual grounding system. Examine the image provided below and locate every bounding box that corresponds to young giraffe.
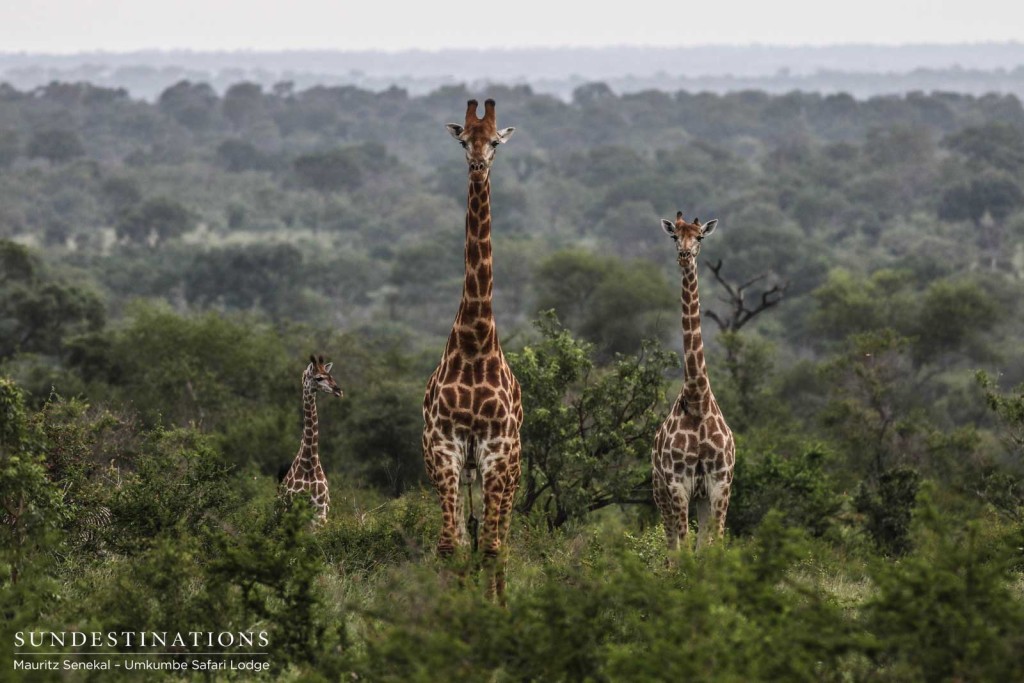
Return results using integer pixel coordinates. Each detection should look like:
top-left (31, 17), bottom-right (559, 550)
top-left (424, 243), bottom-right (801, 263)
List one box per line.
top-left (652, 211), bottom-right (736, 551)
top-left (423, 98), bottom-right (523, 601)
top-left (280, 354), bottom-right (343, 524)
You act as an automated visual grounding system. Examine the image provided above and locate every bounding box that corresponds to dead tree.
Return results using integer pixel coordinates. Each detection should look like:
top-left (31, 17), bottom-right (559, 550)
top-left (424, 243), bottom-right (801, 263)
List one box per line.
top-left (702, 259), bottom-right (790, 427)
top-left (704, 259), bottom-right (789, 334)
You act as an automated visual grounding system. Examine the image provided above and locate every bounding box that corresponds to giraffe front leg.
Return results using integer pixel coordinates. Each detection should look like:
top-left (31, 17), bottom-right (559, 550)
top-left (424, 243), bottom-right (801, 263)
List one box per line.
top-left (424, 435), bottom-right (466, 557)
top-left (492, 441), bottom-right (521, 604)
top-left (479, 441), bottom-right (517, 603)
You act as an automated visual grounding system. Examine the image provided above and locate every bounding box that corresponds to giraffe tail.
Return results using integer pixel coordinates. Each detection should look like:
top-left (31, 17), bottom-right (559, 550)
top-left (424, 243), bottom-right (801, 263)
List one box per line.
top-left (465, 435), bottom-right (479, 551)
top-left (464, 435), bottom-right (478, 483)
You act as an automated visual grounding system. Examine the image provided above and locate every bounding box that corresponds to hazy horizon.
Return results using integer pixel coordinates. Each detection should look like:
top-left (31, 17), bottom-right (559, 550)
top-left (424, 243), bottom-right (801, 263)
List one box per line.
top-left (4, 39), bottom-right (1024, 56)
top-left (2, 0), bottom-right (1022, 53)
top-left (4, 42), bottom-right (1024, 102)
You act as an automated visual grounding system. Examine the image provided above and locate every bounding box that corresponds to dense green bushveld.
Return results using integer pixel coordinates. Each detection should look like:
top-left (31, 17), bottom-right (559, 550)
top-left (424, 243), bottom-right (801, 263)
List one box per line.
top-left (2, 312), bottom-right (1023, 680)
top-left (2, 80), bottom-right (1024, 680)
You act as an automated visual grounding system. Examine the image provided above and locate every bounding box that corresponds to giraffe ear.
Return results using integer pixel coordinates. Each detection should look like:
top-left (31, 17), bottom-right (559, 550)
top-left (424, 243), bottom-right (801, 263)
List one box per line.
top-left (701, 219), bottom-right (719, 237)
top-left (309, 354), bottom-right (316, 365)
top-left (324, 362), bottom-right (333, 373)
top-left (446, 124), bottom-right (464, 140)
top-left (496, 127), bottom-right (516, 144)
top-left (661, 219), bottom-right (677, 239)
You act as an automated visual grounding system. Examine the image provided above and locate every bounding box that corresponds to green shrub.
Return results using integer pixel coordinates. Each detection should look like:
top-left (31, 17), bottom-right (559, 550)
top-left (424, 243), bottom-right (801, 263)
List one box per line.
top-left (854, 466), bottom-right (921, 555)
top-left (313, 491), bottom-right (435, 572)
top-left (0, 378), bottom-right (65, 584)
top-left (347, 513), bottom-right (860, 682)
top-left (729, 447), bottom-right (844, 538)
top-left (866, 489), bottom-right (1024, 681)
top-left (207, 504), bottom-right (346, 672)
top-left (109, 427), bottom-right (235, 551)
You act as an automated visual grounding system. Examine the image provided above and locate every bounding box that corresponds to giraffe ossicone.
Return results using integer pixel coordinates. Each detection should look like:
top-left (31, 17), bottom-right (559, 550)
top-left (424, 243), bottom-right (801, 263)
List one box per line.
top-left (423, 98), bottom-right (523, 603)
top-left (652, 211), bottom-right (736, 551)
top-left (279, 354), bottom-right (343, 525)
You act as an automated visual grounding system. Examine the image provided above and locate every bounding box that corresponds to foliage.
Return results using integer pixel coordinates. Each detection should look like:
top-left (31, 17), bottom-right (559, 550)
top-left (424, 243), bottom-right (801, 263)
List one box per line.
top-left (854, 466), bottom-right (921, 556)
top-left (293, 143), bottom-right (393, 193)
top-left (978, 371), bottom-right (1024, 460)
top-left (183, 242), bottom-right (308, 318)
top-left (532, 250), bottom-right (675, 357)
top-left (866, 488), bottom-right (1024, 680)
top-left (108, 427), bottom-right (235, 551)
top-left (0, 378), bottom-right (64, 584)
top-left (115, 196), bottom-right (196, 245)
top-left (820, 330), bottom-right (924, 478)
top-left (26, 128), bottom-right (84, 163)
top-left (66, 303), bottom-right (293, 433)
top-left (0, 240), bottom-right (105, 360)
top-left (206, 504), bottom-right (345, 669)
top-left (340, 380), bottom-right (424, 497)
top-left (714, 331), bottom-right (780, 430)
top-left (1, 78), bottom-right (1023, 680)
top-left (509, 313), bottom-right (676, 528)
top-left (349, 514), bottom-right (860, 682)
top-left (729, 447), bottom-right (844, 538)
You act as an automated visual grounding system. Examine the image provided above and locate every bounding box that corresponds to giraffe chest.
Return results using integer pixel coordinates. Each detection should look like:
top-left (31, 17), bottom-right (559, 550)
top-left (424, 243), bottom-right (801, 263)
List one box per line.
top-left (426, 356), bottom-right (521, 434)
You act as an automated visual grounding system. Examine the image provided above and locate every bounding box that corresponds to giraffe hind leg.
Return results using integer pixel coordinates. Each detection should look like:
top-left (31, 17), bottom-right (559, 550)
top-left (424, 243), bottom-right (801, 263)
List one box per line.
top-left (708, 470), bottom-right (732, 543)
top-left (653, 469), bottom-right (678, 551)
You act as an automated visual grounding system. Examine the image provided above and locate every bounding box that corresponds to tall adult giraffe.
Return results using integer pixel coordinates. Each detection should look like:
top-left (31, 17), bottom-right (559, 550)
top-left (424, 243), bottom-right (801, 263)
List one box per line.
top-left (423, 98), bottom-right (522, 601)
top-left (280, 354), bottom-right (343, 525)
top-left (652, 211), bottom-right (736, 551)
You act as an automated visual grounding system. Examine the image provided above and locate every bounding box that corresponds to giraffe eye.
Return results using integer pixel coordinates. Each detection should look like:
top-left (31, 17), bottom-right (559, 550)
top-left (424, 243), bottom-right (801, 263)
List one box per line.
top-left (460, 141), bottom-right (468, 149)
top-left (490, 140), bottom-right (500, 148)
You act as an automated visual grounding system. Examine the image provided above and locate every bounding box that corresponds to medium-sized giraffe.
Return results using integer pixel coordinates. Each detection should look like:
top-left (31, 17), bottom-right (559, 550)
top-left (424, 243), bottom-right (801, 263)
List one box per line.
top-left (280, 354), bottom-right (343, 524)
top-left (423, 99), bottom-right (522, 601)
top-left (652, 211), bottom-right (736, 550)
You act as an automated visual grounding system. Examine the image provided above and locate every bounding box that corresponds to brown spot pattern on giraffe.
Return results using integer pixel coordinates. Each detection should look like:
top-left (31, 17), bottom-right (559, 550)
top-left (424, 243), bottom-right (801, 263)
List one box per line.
top-left (422, 99), bottom-right (522, 602)
top-left (651, 212), bottom-right (736, 552)
top-left (280, 357), bottom-right (342, 525)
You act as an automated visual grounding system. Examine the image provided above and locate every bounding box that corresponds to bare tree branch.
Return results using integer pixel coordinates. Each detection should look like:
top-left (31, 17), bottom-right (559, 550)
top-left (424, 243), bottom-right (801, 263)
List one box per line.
top-left (703, 258), bottom-right (790, 333)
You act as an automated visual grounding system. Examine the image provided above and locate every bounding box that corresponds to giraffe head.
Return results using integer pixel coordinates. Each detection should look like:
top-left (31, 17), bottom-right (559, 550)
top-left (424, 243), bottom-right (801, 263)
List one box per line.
top-left (661, 211), bottom-right (719, 268)
top-left (446, 99), bottom-right (516, 183)
top-left (304, 354), bottom-right (343, 398)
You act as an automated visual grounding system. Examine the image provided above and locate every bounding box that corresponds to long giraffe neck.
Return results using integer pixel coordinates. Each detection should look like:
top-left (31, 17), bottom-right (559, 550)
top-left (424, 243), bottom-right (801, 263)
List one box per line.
top-left (446, 177), bottom-right (497, 358)
top-left (299, 379), bottom-right (320, 466)
top-left (680, 264), bottom-right (710, 401)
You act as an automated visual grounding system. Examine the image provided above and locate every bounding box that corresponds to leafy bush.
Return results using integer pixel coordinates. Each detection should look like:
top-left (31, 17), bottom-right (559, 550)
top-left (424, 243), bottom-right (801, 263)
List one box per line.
top-left (854, 466), bottom-right (921, 556)
top-left (866, 489), bottom-right (1024, 681)
top-left (729, 447), bottom-right (844, 537)
top-left (313, 490), bottom-right (435, 572)
top-left (109, 427), bottom-right (235, 551)
top-left (0, 378), bottom-right (65, 584)
top-left (347, 513), bottom-right (859, 682)
top-left (509, 313), bottom-right (676, 528)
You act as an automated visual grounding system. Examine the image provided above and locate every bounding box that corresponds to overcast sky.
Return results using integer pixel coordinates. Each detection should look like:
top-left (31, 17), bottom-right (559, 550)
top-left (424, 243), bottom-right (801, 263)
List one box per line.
top-left (1, 0), bottom-right (1021, 53)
